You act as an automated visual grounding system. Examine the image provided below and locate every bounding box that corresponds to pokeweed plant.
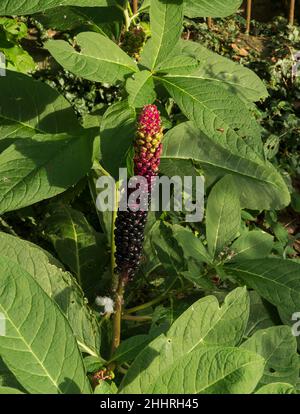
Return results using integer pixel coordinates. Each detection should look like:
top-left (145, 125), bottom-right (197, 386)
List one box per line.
top-left (0, 0), bottom-right (299, 395)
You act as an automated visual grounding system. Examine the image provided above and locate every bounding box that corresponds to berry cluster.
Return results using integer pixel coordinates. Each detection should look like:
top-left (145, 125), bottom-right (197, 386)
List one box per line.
top-left (121, 26), bottom-right (146, 60)
top-left (114, 105), bottom-right (163, 281)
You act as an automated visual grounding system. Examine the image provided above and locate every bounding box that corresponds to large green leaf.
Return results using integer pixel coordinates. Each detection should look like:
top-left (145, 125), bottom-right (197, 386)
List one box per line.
top-left (184, 0), bottom-right (243, 18)
top-left (225, 258), bottom-right (300, 315)
top-left (160, 122), bottom-right (290, 210)
top-left (44, 204), bottom-right (108, 298)
top-left (180, 40), bottom-right (268, 102)
top-left (0, 231), bottom-right (101, 357)
top-left (241, 326), bottom-right (299, 387)
top-left (0, 132), bottom-right (93, 214)
top-left (119, 287), bottom-right (250, 393)
top-left (0, 256), bottom-right (91, 394)
top-left (158, 75), bottom-right (263, 158)
top-left (0, 71), bottom-right (79, 148)
top-left (126, 70), bottom-right (156, 108)
top-left (46, 32), bottom-right (138, 84)
top-left (0, 0), bottom-right (117, 15)
top-left (140, 0), bottom-right (184, 70)
top-left (150, 346), bottom-right (264, 394)
top-left (206, 175), bottom-right (241, 258)
top-left (100, 100), bottom-right (136, 179)
top-left (230, 230), bottom-right (274, 261)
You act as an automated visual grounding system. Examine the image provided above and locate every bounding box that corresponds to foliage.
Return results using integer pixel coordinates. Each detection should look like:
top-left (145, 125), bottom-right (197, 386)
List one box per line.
top-left (0, 0), bottom-right (299, 395)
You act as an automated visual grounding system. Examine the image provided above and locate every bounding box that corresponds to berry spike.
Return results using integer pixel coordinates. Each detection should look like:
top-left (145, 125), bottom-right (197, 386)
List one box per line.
top-left (114, 105), bottom-right (163, 282)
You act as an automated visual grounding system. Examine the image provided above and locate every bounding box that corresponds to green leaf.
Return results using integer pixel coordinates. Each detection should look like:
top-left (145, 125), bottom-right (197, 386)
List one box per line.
top-left (206, 175), bottom-right (241, 258)
top-left (0, 357), bottom-right (24, 391)
top-left (0, 256), bottom-right (91, 394)
top-left (255, 382), bottom-right (297, 394)
top-left (0, 231), bottom-right (101, 357)
top-left (100, 100), bottom-right (136, 179)
top-left (151, 223), bottom-right (210, 288)
top-left (245, 291), bottom-right (277, 338)
top-left (126, 70), bottom-right (156, 108)
top-left (225, 258), bottom-right (300, 315)
top-left (151, 221), bottom-right (185, 277)
top-left (139, 0), bottom-right (150, 13)
top-left (156, 55), bottom-right (199, 75)
top-left (167, 287), bottom-right (250, 349)
top-left (46, 32), bottom-right (138, 84)
top-left (0, 71), bottom-right (80, 148)
top-left (44, 204), bottom-right (108, 298)
top-left (0, 386), bottom-right (24, 394)
top-left (184, 0), bottom-right (243, 18)
top-left (94, 381), bottom-right (117, 394)
top-left (140, 0), bottom-right (184, 70)
top-left (0, 1), bottom-right (117, 15)
top-left (171, 224), bottom-right (212, 264)
top-left (160, 122), bottom-right (290, 210)
top-left (180, 40), bottom-right (268, 102)
top-left (230, 230), bottom-right (274, 261)
top-left (110, 334), bottom-right (151, 364)
top-left (34, 6), bottom-right (123, 36)
top-left (0, 132), bottom-right (93, 214)
top-left (1, 42), bottom-right (36, 74)
top-left (119, 287), bottom-right (250, 393)
top-left (241, 326), bottom-right (299, 387)
top-left (151, 346), bottom-right (264, 394)
top-left (157, 75), bottom-right (263, 158)
top-left (84, 355), bottom-right (104, 373)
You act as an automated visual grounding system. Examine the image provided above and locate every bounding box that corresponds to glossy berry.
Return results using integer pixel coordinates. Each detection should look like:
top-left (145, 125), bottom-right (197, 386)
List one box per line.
top-left (114, 105), bottom-right (163, 281)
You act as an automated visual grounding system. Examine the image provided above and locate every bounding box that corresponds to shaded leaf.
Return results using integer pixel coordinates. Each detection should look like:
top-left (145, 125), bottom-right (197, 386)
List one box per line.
top-left (160, 122), bottom-right (290, 210)
top-left (0, 133), bottom-right (93, 214)
top-left (44, 204), bottom-right (108, 298)
top-left (241, 326), bottom-right (299, 387)
top-left (226, 258), bottom-right (300, 315)
top-left (206, 175), bottom-right (241, 258)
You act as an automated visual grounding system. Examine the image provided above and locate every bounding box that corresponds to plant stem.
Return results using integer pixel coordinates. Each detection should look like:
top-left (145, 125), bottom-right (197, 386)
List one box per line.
top-left (289, 0), bottom-right (295, 26)
top-left (111, 182), bottom-right (119, 292)
top-left (122, 314), bottom-right (152, 321)
top-left (207, 17), bottom-right (213, 29)
top-left (111, 276), bottom-right (125, 356)
top-left (246, 0), bottom-right (252, 35)
top-left (132, 0), bottom-right (138, 15)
